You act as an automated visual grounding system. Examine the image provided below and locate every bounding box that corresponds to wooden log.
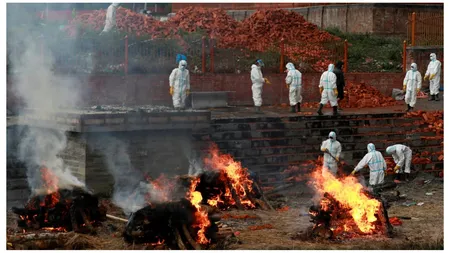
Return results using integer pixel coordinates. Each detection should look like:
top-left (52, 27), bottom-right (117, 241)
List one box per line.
top-left (79, 210), bottom-right (95, 234)
top-left (209, 213), bottom-right (222, 222)
top-left (69, 205), bottom-right (79, 232)
top-left (181, 224), bottom-right (202, 250)
top-left (199, 204), bottom-right (219, 215)
top-left (106, 214), bottom-right (128, 223)
top-left (253, 182), bottom-right (275, 211)
top-left (174, 228), bottom-right (187, 250)
top-left (227, 183), bottom-right (244, 210)
top-left (7, 232), bottom-right (73, 243)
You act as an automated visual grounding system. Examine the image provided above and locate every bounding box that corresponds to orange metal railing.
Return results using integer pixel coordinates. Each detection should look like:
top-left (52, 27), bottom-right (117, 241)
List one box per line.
top-left (407, 11), bottom-right (443, 47)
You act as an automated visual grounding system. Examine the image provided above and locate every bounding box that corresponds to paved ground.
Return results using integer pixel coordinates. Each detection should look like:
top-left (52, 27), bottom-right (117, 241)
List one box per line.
top-left (6, 172), bottom-right (443, 250)
top-left (211, 95), bottom-right (443, 119)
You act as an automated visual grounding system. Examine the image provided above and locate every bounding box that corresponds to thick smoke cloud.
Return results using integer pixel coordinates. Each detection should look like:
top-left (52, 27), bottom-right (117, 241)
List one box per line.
top-left (8, 3), bottom-right (88, 193)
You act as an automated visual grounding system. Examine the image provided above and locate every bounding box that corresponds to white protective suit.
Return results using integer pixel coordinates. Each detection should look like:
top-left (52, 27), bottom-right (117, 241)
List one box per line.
top-left (102, 3), bottom-right (120, 33)
top-left (386, 144), bottom-right (413, 174)
top-left (169, 60), bottom-right (190, 108)
top-left (285, 62), bottom-right (302, 106)
top-left (403, 63), bottom-right (422, 107)
top-left (320, 131), bottom-right (342, 176)
top-left (319, 64), bottom-right (338, 106)
top-left (425, 53), bottom-right (442, 95)
top-left (354, 143), bottom-right (387, 186)
top-left (251, 64), bottom-right (265, 106)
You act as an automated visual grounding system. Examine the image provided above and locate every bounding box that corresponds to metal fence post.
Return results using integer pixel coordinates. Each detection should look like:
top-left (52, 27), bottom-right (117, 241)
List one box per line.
top-left (210, 36), bottom-right (215, 73)
top-left (124, 35), bottom-right (128, 75)
top-left (344, 39), bottom-right (348, 73)
top-left (279, 38), bottom-right (285, 74)
top-left (402, 40), bottom-right (407, 72)
top-left (411, 12), bottom-right (416, 46)
top-left (202, 36), bottom-right (206, 73)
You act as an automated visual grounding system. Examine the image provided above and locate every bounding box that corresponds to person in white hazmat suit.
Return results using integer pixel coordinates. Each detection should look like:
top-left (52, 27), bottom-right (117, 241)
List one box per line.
top-left (100, 3), bottom-right (120, 34)
top-left (403, 63), bottom-right (422, 112)
top-left (320, 131), bottom-right (342, 176)
top-left (424, 53), bottom-right (442, 101)
top-left (317, 64), bottom-right (339, 116)
top-left (169, 60), bottom-right (190, 109)
top-left (251, 59), bottom-right (270, 113)
top-left (351, 143), bottom-right (387, 194)
top-left (285, 62), bottom-right (303, 113)
top-left (386, 144), bottom-right (413, 182)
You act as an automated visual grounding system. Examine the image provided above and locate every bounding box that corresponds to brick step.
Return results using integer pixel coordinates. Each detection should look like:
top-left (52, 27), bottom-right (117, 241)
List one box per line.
top-left (211, 113), bottom-right (409, 124)
top-left (235, 145), bottom-right (443, 167)
top-left (200, 126), bottom-right (434, 141)
top-left (202, 135), bottom-right (442, 150)
top-left (211, 117), bottom-right (422, 132)
top-left (215, 144), bottom-right (443, 160)
top-left (192, 132), bottom-right (438, 150)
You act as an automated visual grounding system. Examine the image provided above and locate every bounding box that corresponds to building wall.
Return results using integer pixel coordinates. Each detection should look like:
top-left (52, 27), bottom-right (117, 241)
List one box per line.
top-left (7, 72), bottom-right (405, 110)
top-left (225, 3), bottom-right (442, 36)
top-left (7, 126), bottom-right (30, 208)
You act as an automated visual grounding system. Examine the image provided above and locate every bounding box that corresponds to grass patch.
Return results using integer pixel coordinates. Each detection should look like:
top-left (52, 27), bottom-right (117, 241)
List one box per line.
top-left (326, 27), bottom-right (403, 73)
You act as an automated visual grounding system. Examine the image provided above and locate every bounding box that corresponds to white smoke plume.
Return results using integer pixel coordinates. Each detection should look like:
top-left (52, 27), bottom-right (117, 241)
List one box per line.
top-left (8, 4), bottom-right (86, 194)
top-left (90, 135), bottom-right (180, 215)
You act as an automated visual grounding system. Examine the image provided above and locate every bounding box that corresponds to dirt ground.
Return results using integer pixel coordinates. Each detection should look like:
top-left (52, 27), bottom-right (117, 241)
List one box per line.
top-left (6, 172), bottom-right (443, 250)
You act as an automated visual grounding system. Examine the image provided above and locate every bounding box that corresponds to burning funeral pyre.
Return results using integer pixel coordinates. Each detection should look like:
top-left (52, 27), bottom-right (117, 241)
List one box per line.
top-left (12, 166), bottom-right (106, 234)
top-left (307, 169), bottom-right (393, 240)
top-left (123, 146), bottom-right (272, 248)
top-left (11, 145), bottom-right (270, 249)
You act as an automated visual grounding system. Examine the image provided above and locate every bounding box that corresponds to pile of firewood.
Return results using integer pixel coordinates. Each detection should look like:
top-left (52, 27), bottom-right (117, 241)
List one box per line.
top-left (12, 187), bottom-right (106, 234)
top-left (123, 199), bottom-right (221, 249)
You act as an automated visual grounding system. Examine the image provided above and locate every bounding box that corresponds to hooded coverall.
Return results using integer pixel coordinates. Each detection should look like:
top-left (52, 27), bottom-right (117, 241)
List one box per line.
top-left (425, 54), bottom-right (442, 96)
top-left (354, 143), bottom-right (387, 186)
top-left (285, 63), bottom-right (303, 106)
top-left (386, 144), bottom-right (413, 174)
top-left (251, 64), bottom-right (265, 107)
top-left (169, 60), bottom-right (190, 108)
top-left (404, 64), bottom-right (422, 108)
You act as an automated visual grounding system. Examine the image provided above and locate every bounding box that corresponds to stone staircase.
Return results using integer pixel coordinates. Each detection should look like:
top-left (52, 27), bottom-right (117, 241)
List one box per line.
top-left (193, 113), bottom-right (443, 186)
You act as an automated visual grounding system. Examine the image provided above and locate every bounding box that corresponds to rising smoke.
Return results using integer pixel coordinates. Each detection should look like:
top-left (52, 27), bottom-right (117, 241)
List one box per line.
top-left (89, 135), bottom-right (185, 215)
top-left (8, 3), bottom-right (88, 193)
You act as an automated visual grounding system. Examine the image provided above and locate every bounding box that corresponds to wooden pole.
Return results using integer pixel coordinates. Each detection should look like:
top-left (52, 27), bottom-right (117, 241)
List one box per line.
top-left (279, 38), bottom-right (285, 74)
top-left (411, 12), bottom-right (416, 46)
top-left (210, 36), bottom-right (215, 73)
top-left (403, 40), bottom-right (407, 72)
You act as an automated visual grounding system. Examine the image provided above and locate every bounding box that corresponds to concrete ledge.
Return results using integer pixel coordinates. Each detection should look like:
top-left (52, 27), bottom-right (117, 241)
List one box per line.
top-left (16, 109), bottom-right (211, 133)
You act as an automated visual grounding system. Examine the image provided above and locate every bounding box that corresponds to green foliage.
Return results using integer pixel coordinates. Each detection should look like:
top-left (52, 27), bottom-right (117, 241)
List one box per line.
top-left (326, 27), bottom-right (403, 72)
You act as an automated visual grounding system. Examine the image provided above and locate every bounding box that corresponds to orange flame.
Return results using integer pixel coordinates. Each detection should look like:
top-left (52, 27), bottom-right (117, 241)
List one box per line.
top-left (204, 145), bottom-right (255, 208)
top-left (41, 166), bottom-right (59, 194)
top-left (187, 178), bottom-right (211, 245)
top-left (40, 166), bottom-right (60, 208)
top-left (207, 195), bottom-right (224, 207)
top-left (42, 227), bottom-right (67, 232)
top-left (311, 168), bottom-right (380, 234)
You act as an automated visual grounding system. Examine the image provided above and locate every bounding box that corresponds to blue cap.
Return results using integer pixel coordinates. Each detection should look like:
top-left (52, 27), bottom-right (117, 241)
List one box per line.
top-left (176, 54), bottom-right (187, 64)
